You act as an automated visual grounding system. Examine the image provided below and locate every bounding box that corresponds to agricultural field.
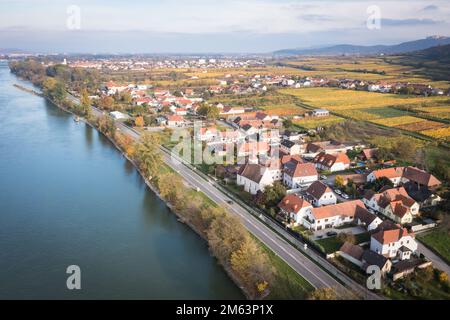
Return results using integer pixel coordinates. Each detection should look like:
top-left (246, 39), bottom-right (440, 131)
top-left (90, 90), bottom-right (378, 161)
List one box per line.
top-left (282, 56), bottom-right (450, 89)
top-left (280, 87), bottom-right (450, 140)
top-left (293, 115), bottom-right (345, 129)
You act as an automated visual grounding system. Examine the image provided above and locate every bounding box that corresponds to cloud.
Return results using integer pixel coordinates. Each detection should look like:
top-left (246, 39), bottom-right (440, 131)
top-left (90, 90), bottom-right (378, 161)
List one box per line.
top-left (381, 18), bottom-right (442, 26)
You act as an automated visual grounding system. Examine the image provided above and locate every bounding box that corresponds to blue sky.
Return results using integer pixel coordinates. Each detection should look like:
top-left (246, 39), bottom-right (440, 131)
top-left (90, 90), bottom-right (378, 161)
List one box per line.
top-left (1, 0), bottom-right (449, 53)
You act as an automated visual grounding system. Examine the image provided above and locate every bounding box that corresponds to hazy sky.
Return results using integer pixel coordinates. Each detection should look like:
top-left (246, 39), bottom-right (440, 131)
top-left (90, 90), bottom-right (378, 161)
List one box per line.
top-left (1, 0), bottom-right (449, 53)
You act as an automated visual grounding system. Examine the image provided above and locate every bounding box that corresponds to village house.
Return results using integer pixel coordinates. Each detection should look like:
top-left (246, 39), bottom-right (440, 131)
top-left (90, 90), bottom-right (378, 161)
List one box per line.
top-left (280, 140), bottom-right (303, 156)
top-left (363, 187), bottom-right (420, 225)
top-left (367, 167), bottom-right (405, 187)
top-left (305, 140), bottom-right (349, 156)
top-left (196, 127), bottom-right (219, 142)
top-left (236, 163), bottom-right (274, 195)
top-left (166, 115), bottom-right (186, 127)
top-left (358, 148), bottom-right (379, 162)
top-left (370, 225), bottom-right (417, 260)
top-left (283, 162), bottom-right (318, 189)
top-left (311, 109), bottom-right (330, 117)
top-left (237, 141), bottom-right (269, 158)
top-left (282, 130), bottom-right (303, 142)
top-left (367, 166), bottom-right (441, 190)
top-left (278, 194), bottom-right (313, 226)
top-left (219, 106), bottom-right (245, 116)
top-left (354, 207), bottom-right (383, 231)
top-left (313, 152), bottom-right (351, 172)
top-left (304, 181), bottom-right (337, 207)
top-left (361, 250), bottom-right (393, 276)
top-left (302, 200), bottom-right (370, 231)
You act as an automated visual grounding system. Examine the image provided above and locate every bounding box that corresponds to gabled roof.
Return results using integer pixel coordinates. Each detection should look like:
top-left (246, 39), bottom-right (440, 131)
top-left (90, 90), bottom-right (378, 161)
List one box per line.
top-left (281, 140), bottom-right (296, 148)
top-left (361, 250), bottom-right (389, 269)
top-left (371, 226), bottom-right (412, 245)
top-left (355, 207), bottom-right (379, 225)
top-left (305, 181), bottom-right (332, 199)
top-left (285, 162), bottom-right (318, 178)
top-left (311, 200), bottom-right (366, 220)
top-left (340, 242), bottom-right (364, 260)
top-left (237, 163), bottom-right (266, 183)
top-left (278, 194), bottom-right (311, 214)
top-left (371, 167), bottom-right (404, 180)
top-left (313, 152), bottom-right (350, 167)
top-left (403, 166), bottom-right (441, 188)
top-left (361, 148), bottom-right (378, 160)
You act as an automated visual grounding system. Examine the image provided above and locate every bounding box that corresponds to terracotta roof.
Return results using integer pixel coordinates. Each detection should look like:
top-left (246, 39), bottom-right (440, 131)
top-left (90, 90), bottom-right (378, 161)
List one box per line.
top-left (305, 181), bottom-right (332, 199)
top-left (403, 166), bottom-right (441, 188)
top-left (278, 194), bottom-right (311, 213)
top-left (371, 167), bottom-right (404, 180)
top-left (361, 148), bottom-right (378, 160)
top-left (313, 152), bottom-right (350, 167)
top-left (311, 200), bottom-right (366, 220)
top-left (371, 226), bottom-right (411, 245)
top-left (167, 115), bottom-right (184, 121)
top-left (285, 162), bottom-right (318, 178)
top-left (238, 142), bottom-right (269, 154)
top-left (280, 154), bottom-right (303, 165)
top-left (340, 242), bottom-right (364, 260)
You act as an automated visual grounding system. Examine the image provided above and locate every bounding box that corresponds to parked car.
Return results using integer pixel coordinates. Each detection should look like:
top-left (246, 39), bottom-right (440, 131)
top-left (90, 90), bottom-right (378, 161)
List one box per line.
top-left (226, 200), bottom-right (234, 205)
top-left (334, 189), bottom-right (342, 195)
top-left (320, 175), bottom-right (327, 180)
top-left (326, 231), bottom-right (337, 237)
top-left (342, 193), bottom-right (350, 199)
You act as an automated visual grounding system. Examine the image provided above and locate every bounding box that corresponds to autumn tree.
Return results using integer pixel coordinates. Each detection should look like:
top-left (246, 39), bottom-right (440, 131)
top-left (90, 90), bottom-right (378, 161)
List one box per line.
top-left (97, 95), bottom-right (115, 111)
top-left (307, 287), bottom-right (338, 300)
top-left (335, 175), bottom-right (345, 188)
top-left (134, 132), bottom-right (162, 179)
top-left (135, 116), bottom-right (145, 127)
top-left (96, 115), bottom-right (116, 137)
top-left (230, 237), bottom-right (274, 297)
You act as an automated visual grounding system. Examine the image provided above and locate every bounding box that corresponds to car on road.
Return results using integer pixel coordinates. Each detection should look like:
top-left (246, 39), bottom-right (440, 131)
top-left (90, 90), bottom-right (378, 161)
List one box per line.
top-left (326, 231), bottom-right (337, 237)
top-left (226, 200), bottom-right (234, 205)
top-left (320, 175), bottom-right (327, 180)
top-left (342, 193), bottom-right (350, 199)
top-left (334, 189), bottom-right (342, 195)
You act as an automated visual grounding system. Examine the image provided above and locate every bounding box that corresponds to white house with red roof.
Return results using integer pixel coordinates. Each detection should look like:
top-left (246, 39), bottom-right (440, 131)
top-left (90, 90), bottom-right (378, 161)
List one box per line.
top-left (363, 187), bottom-right (419, 225)
top-left (370, 225), bottom-right (417, 260)
top-left (313, 152), bottom-right (350, 172)
top-left (303, 200), bottom-right (369, 231)
top-left (278, 194), bottom-right (313, 226)
top-left (166, 115), bottom-right (186, 127)
top-left (367, 167), bottom-right (405, 186)
top-left (283, 162), bottom-right (318, 189)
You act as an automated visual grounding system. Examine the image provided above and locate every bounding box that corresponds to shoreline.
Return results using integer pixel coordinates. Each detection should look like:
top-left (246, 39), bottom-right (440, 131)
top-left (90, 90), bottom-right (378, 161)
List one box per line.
top-left (15, 81), bottom-right (252, 300)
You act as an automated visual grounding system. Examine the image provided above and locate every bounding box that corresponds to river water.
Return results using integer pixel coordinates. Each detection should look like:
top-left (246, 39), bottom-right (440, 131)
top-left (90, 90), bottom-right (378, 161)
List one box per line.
top-left (0, 61), bottom-right (243, 299)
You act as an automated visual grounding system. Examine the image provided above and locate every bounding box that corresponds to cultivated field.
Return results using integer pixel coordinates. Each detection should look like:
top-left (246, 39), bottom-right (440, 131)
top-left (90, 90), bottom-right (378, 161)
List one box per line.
top-left (280, 87), bottom-right (450, 141)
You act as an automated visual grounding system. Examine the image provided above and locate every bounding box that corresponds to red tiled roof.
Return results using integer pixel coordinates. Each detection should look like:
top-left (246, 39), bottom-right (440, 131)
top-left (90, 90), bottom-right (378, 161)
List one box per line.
top-left (278, 194), bottom-right (311, 213)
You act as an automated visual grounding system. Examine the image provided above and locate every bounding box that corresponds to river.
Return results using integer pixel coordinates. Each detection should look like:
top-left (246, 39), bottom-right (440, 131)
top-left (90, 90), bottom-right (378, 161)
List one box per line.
top-left (0, 61), bottom-right (243, 299)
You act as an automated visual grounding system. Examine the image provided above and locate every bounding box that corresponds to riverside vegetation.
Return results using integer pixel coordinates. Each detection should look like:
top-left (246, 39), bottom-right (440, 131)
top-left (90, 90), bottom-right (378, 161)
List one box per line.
top-left (8, 60), bottom-right (322, 300)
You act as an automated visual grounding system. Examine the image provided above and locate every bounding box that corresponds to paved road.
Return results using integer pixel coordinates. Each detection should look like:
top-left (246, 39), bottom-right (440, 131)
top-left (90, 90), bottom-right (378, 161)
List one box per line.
top-left (68, 93), bottom-right (383, 299)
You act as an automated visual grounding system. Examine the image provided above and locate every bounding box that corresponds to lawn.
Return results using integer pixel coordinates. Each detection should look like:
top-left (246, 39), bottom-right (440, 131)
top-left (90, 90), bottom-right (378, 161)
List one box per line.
top-left (293, 115), bottom-right (345, 129)
top-left (418, 230), bottom-right (450, 264)
top-left (315, 232), bottom-right (370, 254)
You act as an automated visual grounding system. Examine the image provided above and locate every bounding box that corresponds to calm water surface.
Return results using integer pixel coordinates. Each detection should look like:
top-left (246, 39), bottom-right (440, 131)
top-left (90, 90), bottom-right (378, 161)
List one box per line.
top-left (0, 61), bottom-right (243, 299)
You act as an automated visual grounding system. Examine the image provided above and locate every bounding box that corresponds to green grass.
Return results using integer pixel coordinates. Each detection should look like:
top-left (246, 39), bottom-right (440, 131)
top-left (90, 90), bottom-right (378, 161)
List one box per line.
top-left (315, 232), bottom-right (370, 254)
top-left (418, 230), bottom-right (450, 264)
top-left (257, 239), bottom-right (314, 300)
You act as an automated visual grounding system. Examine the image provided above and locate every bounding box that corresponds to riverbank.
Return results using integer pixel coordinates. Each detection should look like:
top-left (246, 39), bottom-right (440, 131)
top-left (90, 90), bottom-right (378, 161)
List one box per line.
top-left (14, 78), bottom-right (314, 300)
top-left (17, 82), bottom-right (257, 299)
